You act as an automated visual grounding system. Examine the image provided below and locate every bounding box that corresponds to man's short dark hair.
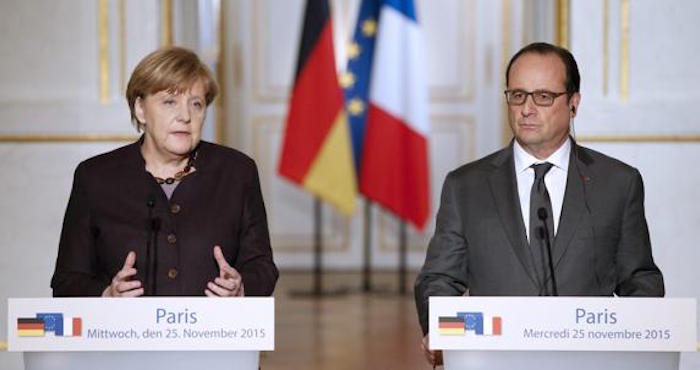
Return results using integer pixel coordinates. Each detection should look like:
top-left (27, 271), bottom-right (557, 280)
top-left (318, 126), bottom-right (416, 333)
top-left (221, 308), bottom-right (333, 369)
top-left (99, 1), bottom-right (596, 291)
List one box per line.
top-left (505, 42), bottom-right (580, 95)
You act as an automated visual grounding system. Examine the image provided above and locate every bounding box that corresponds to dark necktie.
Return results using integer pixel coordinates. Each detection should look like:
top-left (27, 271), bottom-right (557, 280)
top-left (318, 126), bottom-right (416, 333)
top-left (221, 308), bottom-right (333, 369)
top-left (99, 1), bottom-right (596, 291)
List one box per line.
top-left (529, 162), bottom-right (554, 294)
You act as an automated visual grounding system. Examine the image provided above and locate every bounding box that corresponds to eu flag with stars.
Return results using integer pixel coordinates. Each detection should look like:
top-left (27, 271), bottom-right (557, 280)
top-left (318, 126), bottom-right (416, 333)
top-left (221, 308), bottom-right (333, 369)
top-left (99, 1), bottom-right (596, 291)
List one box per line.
top-left (458, 312), bottom-right (483, 335)
top-left (343, 0), bottom-right (381, 171)
top-left (36, 313), bottom-right (63, 336)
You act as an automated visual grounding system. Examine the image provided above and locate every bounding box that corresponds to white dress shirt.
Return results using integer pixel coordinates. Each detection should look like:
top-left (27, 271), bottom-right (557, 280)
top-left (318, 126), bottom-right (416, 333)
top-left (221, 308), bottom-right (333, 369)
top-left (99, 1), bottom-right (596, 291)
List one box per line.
top-left (513, 138), bottom-right (570, 242)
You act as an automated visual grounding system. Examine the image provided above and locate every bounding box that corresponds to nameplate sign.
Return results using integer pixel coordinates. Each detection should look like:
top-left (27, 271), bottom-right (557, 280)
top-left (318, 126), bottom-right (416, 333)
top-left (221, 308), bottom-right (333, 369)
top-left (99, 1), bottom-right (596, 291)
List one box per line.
top-left (8, 297), bottom-right (274, 351)
top-left (429, 297), bottom-right (696, 351)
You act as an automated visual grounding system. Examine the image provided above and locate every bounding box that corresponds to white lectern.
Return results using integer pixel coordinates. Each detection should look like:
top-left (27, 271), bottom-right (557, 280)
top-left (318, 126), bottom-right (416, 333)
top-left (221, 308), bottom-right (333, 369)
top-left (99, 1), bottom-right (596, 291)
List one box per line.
top-left (8, 297), bottom-right (274, 370)
top-left (429, 297), bottom-right (696, 370)
top-left (24, 351), bottom-right (258, 370)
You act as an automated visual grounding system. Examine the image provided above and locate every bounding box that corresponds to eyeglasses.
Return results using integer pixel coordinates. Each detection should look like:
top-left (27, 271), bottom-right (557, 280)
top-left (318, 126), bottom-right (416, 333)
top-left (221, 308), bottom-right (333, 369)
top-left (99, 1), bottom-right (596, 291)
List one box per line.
top-left (504, 89), bottom-right (569, 107)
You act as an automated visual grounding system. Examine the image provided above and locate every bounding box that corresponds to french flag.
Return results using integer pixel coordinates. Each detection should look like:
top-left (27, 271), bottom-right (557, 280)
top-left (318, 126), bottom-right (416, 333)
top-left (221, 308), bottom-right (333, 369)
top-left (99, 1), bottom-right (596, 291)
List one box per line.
top-left (359, 0), bottom-right (430, 229)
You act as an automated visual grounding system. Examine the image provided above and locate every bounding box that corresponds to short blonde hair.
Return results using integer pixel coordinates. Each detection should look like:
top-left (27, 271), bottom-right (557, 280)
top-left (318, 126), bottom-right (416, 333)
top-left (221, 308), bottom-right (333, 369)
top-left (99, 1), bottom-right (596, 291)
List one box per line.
top-left (126, 46), bottom-right (219, 130)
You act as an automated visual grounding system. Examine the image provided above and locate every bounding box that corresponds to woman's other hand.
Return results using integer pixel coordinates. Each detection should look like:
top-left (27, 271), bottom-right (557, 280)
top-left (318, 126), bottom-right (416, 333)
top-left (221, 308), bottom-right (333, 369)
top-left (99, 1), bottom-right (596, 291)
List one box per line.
top-left (102, 251), bottom-right (144, 297)
top-left (205, 245), bottom-right (244, 297)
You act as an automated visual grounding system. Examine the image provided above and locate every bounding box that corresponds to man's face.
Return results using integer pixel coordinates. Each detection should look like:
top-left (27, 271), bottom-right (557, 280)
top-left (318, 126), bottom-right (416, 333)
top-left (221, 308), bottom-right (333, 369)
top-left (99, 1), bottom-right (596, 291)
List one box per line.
top-left (507, 52), bottom-right (580, 159)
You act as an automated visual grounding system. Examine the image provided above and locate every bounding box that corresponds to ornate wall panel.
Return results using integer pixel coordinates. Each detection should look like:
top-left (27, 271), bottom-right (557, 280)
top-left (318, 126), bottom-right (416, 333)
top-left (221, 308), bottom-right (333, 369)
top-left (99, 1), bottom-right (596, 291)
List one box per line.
top-left (0, 0), bottom-right (159, 139)
top-left (251, 0), bottom-right (304, 103)
top-left (571, 0), bottom-right (700, 140)
top-left (418, 0), bottom-right (476, 102)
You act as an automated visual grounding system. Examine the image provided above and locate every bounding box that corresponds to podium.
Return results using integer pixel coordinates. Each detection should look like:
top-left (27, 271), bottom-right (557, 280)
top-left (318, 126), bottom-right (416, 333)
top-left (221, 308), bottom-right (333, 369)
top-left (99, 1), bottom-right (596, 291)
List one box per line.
top-left (8, 297), bottom-right (274, 370)
top-left (23, 351), bottom-right (258, 370)
top-left (429, 297), bottom-right (696, 370)
top-left (442, 350), bottom-right (678, 370)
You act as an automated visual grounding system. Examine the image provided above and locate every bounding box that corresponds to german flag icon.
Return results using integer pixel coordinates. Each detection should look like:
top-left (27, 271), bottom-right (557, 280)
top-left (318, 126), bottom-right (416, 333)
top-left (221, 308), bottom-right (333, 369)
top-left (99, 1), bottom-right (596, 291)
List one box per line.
top-left (438, 316), bottom-right (465, 335)
top-left (17, 318), bottom-right (44, 337)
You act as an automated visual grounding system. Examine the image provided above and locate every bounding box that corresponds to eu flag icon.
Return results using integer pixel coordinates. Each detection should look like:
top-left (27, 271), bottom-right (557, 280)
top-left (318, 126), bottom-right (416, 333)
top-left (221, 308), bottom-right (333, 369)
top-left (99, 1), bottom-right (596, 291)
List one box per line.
top-left (457, 312), bottom-right (484, 335)
top-left (36, 313), bottom-right (63, 336)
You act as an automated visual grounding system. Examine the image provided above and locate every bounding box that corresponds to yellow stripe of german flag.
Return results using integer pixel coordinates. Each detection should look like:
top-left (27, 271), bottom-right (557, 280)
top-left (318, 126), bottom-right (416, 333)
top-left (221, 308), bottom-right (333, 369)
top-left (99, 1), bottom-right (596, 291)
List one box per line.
top-left (18, 329), bottom-right (44, 337)
top-left (439, 327), bottom-right (465, 335)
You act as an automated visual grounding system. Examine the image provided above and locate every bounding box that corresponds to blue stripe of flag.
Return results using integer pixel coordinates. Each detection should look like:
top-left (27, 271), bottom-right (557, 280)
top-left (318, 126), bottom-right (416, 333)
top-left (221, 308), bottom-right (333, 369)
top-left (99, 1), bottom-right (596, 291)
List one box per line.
top-left (382, 0), bottom-right (417, 22)
top-left (344, 0), bottom-right (381, 171)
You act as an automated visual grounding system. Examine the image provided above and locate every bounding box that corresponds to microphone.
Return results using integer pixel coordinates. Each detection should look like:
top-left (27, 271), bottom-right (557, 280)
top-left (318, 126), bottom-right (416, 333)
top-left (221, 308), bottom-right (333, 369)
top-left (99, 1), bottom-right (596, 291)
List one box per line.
top-left (146, 195), bottom-right (160, 296)
top-left (537, 207), bottom-right (558, 296)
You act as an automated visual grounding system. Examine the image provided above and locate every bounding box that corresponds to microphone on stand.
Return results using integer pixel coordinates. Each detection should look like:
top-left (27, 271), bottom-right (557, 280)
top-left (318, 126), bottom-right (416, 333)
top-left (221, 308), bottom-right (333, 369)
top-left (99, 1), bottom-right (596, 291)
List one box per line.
top-left (537, 207), bottom-right (558, 296)
top-left (146, 195), bottom-right (160, 296)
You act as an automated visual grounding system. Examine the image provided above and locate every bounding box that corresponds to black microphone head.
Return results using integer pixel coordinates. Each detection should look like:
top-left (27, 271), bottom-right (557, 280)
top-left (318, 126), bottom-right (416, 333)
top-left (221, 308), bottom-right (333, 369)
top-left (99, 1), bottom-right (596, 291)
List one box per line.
top-left (537, 207), bottom-right (548, 221)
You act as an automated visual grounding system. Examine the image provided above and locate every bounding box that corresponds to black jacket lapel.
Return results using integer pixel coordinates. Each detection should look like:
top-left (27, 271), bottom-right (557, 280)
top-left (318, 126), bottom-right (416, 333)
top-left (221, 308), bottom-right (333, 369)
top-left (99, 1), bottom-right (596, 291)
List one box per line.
top-left (487, 146), bottom-right (539, 288)
top-left (552, 140), bottom-right (592, 268)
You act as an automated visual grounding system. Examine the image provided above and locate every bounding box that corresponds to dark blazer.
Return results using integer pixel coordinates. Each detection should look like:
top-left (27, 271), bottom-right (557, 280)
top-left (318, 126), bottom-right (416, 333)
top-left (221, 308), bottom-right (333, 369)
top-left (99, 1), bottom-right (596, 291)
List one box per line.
top-left (414, 140), bottom-right (664, 334)
top-left (51, 140), bottom-right (278, 297)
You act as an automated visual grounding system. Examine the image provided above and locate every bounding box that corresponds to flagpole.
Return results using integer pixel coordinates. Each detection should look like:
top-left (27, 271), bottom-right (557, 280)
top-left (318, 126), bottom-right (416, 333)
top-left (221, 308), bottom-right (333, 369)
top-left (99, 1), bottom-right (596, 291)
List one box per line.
top-left (290, 196), bottom-right (349, 297)
top-left (289, 197), bottom-right (325, 297)
top-left (398, 219), bottom-right (408, 295)
top-left (313, 197), bottom-right (322, 295)
top-left (362, 199), bottom-right (372, 292)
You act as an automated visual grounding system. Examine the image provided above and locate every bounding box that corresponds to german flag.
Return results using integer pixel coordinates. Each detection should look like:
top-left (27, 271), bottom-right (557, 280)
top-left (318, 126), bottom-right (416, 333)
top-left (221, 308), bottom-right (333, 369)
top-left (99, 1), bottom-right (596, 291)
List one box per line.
top-left (438, 316), bottom-right (465, 335)
top-left (278, 0), bottom-right (357, 215)
top-left (17, 318), bottom-right (44, 337)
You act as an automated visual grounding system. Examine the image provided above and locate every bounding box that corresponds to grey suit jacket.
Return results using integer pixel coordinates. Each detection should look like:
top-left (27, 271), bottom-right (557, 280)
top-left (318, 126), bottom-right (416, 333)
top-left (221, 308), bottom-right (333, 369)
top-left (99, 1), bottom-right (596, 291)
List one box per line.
top-left (414, 140), bottom-right (664, 334)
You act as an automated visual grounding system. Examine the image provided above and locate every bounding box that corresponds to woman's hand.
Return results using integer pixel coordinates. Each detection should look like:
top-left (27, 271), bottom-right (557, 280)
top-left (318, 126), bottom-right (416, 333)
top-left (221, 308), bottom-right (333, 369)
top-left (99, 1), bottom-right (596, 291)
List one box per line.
top-left (102, 251), bottom-right (144, 297)
top-left (205, 245), bottom-right (244, 297)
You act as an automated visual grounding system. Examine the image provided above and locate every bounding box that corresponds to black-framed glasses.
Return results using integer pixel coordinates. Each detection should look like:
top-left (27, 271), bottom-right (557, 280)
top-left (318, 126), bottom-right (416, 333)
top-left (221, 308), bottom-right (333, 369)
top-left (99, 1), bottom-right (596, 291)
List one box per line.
top-left (504, 89), bottom-right (569, 107)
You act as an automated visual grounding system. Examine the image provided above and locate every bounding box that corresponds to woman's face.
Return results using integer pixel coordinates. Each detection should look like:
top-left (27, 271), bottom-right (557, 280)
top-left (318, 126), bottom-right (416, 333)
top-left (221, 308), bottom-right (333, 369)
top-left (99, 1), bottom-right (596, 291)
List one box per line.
top-left (135, 79), bottom-right (207, 158)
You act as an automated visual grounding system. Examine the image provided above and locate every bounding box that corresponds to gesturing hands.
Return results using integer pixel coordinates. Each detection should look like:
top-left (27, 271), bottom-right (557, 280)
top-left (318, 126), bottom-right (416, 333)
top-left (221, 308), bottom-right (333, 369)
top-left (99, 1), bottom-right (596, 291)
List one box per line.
top-left (101, 247), bottom-right (243, 297)
top-left (205, 245), bottom-right (244, 297)
top-left (102, 251), bottom-right (144, 297)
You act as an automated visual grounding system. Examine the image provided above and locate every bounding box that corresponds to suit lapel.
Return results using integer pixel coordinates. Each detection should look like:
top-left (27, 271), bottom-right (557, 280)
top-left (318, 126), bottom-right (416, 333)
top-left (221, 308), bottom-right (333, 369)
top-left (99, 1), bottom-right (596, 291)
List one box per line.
top-left (552, 141), bottom-right (591, 268)
top-left (487, 146), bottom-right (539, 287)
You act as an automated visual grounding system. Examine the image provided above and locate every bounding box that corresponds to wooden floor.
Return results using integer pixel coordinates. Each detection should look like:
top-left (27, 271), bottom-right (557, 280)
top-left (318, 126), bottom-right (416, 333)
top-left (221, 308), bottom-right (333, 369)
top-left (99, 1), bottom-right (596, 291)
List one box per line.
top-left (260, 271), bottom-right (434, 370)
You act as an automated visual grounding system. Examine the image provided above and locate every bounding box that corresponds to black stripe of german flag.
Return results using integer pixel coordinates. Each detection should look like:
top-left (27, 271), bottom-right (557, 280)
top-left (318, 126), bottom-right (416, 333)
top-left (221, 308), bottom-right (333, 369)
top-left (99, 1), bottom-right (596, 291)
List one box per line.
top-left (18, 318), bottom-right (43, 324)
top-left (293, 0), bottom-right (331, 80)
top-left (439, 317), bottom-right (463, 323)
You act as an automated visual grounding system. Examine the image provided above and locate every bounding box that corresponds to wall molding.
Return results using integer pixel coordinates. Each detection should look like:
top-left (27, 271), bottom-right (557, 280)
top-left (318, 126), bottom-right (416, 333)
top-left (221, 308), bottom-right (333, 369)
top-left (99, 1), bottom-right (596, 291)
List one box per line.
top-left (578, 135), bottom-right (700, 143)
top-left (0, 134), bottom-right (137, 143)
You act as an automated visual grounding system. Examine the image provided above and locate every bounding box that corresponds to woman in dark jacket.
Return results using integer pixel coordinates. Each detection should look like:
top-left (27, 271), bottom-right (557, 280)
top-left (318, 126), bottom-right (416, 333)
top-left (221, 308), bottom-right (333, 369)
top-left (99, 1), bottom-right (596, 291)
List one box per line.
top-left (51, 47), bottom-right (278, 297)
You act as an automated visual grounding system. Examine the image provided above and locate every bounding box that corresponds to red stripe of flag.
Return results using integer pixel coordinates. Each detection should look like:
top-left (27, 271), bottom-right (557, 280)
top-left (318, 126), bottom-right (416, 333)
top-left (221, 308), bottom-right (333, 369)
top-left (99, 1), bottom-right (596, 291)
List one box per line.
top-left (360, 104), bottom-right (429, 228)
top-left (278, 1), bottom-right (343, 183)
top-left (493, 317), bottom-right (502, 335)
top-left (438, 322), bottom-right (464, 329)
top-left (17, 323), bottom-right (44, 330)
top-left (73, 318), bottom-right (82, 336)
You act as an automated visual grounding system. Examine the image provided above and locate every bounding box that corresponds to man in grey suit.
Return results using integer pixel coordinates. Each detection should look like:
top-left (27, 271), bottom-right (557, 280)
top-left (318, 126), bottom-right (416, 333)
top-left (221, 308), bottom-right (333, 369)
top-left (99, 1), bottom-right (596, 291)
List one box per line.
top-left (414, 42), bottom-right (664, 366)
